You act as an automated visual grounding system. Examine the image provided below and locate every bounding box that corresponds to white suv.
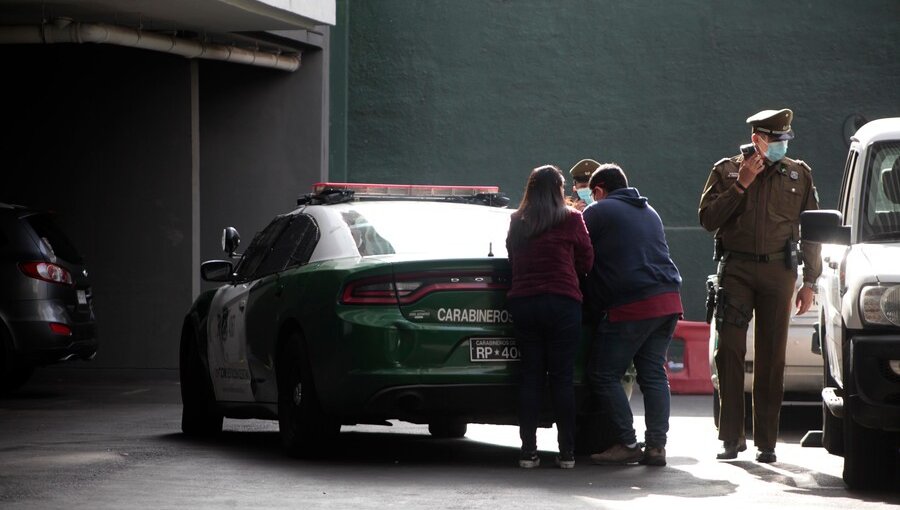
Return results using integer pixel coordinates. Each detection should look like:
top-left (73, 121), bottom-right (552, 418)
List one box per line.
top-left (800, 117), bottom-right (900, 490)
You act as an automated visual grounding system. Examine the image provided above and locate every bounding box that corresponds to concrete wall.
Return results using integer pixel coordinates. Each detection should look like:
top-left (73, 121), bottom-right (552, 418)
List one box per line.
top-left (334, 0), bottom-right (900, 320)
top-left (198, 47), bottom-right (328, 285)
top-left (1, 38), bottom-right (328, 369)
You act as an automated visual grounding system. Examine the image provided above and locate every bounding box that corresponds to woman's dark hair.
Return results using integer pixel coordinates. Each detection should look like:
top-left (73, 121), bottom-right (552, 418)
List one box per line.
top-left (588, 163), bottom-right (628, 193)
top-left (507, 165), bottom-right (568, 249)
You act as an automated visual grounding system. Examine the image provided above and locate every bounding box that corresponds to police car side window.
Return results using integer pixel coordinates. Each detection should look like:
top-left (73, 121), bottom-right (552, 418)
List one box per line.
top-left (256, 214), bottom-right (320, 274)
top-left (234, 215), bottom-right (292, 282)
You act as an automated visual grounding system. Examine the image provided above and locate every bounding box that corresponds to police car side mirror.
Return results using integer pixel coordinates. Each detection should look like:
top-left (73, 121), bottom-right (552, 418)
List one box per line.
top-left (201, 260), bottom-right (235, 282)
top-left (222, 227), bottom-right (241, 257)
top-left (801, 210), bottom-right (850, 245)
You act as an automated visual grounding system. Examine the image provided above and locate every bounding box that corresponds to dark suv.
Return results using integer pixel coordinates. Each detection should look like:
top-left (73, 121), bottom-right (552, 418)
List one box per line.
top-left (0, 203), bottom-right (97, 391)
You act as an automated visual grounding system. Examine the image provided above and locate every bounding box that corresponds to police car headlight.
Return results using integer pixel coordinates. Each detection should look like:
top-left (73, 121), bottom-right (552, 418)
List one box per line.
top-left (859, 285), bottom-right (900, 327)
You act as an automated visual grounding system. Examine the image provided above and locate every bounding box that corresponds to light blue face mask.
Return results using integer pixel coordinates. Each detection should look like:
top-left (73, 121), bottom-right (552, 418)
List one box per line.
top-left (576, 188), bottom-right (593, 205)
top-left (765, 140), bottom-right (788, 162)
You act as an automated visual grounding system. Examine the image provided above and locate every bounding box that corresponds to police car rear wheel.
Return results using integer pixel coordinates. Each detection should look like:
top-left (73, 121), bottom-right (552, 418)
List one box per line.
top-left (428, 419), bottom-right (467, 438)
top-left (277, 330), bottom-right (339, 457)
top-left (179, 326), bottom-right (223, 436)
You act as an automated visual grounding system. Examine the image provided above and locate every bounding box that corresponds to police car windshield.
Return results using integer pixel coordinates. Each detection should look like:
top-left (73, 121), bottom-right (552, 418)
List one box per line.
top-left (339, 201), bottom-right (512, 258)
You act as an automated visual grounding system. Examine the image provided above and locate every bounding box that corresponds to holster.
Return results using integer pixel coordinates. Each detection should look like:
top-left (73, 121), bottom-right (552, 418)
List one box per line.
top-left (713, 257), bottom-right (752, 332)
top-left (784, 237), bottom-right (800, 271)
top-left (714, 287), bottom-right (727, 332)
top-left (713, 237), bottom-right (724, 262)
top-left (705, 278), bottom-right (717, 324)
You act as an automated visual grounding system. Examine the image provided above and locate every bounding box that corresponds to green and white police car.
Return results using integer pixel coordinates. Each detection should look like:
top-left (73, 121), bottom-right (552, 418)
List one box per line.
top-left (180, 183), bottom-right (627, 457)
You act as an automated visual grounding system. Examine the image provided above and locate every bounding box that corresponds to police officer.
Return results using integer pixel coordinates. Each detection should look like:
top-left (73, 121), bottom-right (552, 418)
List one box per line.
top-left (568, 159), bottom-right (601, 211)
top-left (698, 108), bottom-right (822, 463)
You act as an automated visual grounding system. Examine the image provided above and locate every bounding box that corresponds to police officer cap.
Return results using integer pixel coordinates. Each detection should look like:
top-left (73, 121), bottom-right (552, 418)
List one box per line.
top-left (569, 159), bottom-right (601, 182)
top-left (746, 108), bottom-right (795, 140)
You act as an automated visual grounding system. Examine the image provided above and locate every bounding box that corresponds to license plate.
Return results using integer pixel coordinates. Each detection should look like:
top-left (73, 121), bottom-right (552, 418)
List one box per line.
top-left (77, 290), bottom-right (87, 305)
top-left (470, 337), bottom-right (520, 362)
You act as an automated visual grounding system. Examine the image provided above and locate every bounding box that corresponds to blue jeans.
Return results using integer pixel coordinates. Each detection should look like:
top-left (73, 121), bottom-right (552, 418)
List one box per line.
top-left (588, 313), bottom-right (678, 449)
top-left (507, 294), bottom-right (582, 454)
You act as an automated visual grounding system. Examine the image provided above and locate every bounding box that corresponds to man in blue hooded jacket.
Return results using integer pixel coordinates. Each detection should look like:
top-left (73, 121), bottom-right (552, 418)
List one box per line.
top-left (582, 163), bottom-right (683, 467)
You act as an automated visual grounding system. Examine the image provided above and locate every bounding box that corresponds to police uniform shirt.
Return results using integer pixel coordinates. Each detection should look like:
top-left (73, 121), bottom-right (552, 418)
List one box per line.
top-left (698, 154), bottom-right (823, 284)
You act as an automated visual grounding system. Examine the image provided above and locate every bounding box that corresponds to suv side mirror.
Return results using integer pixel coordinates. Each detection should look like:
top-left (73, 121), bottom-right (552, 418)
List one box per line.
top-left (201, 260), bottom-right (234, 282)
top-left (222, 227), bottom-right (241, 257)
top-left (801, 210), bottom-right (850, 245)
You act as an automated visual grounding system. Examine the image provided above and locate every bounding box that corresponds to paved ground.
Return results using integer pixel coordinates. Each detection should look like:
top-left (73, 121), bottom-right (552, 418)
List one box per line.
top-left (1, 367), bottom-right (898, 509)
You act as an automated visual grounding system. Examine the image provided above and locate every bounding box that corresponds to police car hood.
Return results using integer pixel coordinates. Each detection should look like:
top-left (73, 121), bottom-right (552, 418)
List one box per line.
top-left (858, 242), bottom-right (900, 281)
top-left (607, 187), bottom-right (648, 208)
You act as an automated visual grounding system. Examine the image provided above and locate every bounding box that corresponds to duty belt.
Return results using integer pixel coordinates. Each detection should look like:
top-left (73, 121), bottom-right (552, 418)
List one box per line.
top-left (724, 250), bottom-right (785, 263)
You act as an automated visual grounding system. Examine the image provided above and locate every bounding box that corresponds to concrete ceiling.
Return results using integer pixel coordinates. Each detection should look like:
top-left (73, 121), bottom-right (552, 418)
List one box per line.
top-left (0, 0), bottom-right (334, 34)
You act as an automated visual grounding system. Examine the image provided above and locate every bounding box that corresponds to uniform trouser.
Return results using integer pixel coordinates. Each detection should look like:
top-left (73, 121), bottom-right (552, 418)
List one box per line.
top-left (715, 258), bottom-right (795, 451)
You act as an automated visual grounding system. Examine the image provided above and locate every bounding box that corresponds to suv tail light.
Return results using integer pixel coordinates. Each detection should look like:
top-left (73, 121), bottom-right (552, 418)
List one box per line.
top-left (49, 322), bottom-right (73, 336)
top-left (341, 272), bottom-right (509, 305)
top-left (19, 261), bottom-right (74, 285)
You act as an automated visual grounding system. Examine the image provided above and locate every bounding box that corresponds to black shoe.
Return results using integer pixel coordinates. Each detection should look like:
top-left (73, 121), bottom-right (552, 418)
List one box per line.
top-left (716, 439), bottom-right (747, 460)
top-left (756, 450), bottom-right (777, 463)
top-left (519, 450), bottom-right (540, 468)
top-left (555, 451), bottom-right (575, 469)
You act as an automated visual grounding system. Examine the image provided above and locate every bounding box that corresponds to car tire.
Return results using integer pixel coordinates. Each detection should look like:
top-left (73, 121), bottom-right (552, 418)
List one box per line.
top-left (841, 412), bottom-right (898, 490)
top-left (428, 419), bottom-right (467, 438)
top-left (0, 325), bottom-right (34, 393)
top-left (277, 329), bottom-right (340, 457)
top-left (821, 331), bottom-right (844, 455)
top-left (841, 342), bottom-right (899, 490)
top-left (179, 325), bottom-right (223, 436)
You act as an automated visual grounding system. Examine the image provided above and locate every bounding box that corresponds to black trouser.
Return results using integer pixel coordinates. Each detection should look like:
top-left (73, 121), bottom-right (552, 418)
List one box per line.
top-left (508, 294), bottom-right (582, 454)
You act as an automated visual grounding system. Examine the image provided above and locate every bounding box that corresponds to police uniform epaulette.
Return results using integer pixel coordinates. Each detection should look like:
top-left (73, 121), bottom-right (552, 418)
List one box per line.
top-left (714, 157), bottom-right (731, 167)
top-left (795, 160), bottom-right (812, 172)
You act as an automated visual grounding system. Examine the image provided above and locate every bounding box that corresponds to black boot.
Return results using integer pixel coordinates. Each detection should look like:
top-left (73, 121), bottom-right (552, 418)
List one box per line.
top-left (755, 450), bottom-right (776, 463)
top-left (716, 439), bottom-right (747, 460)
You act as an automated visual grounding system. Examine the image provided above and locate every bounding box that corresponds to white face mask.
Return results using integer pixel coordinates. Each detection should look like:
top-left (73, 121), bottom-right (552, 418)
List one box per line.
top-left (576, 188), bottom-right (593, 205)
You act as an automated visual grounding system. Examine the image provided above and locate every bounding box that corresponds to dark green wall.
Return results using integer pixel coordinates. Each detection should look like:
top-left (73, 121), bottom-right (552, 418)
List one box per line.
top-left (332, 0), bottom-right (900, 320)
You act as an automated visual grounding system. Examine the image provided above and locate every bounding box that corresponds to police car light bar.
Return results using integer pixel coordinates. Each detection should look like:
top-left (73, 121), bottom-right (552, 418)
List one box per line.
top-left (313, 182), bottom-right (499, 198)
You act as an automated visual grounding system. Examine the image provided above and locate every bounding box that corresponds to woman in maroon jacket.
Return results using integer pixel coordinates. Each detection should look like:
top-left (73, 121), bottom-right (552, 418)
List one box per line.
top-left (506, 164), bottom-right (594, 469)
